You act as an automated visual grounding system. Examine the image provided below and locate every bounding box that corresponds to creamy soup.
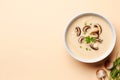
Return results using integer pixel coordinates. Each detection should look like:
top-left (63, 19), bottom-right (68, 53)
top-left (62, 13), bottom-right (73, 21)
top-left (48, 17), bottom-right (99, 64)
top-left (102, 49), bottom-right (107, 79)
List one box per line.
top-left (66, 14), bottom-right (113, 60)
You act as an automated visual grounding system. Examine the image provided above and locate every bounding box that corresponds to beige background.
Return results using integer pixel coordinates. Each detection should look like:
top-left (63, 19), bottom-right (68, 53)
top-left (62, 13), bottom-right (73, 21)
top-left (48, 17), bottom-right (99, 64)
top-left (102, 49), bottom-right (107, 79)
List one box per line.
top-left (0, 0), bottom-right (120, 80)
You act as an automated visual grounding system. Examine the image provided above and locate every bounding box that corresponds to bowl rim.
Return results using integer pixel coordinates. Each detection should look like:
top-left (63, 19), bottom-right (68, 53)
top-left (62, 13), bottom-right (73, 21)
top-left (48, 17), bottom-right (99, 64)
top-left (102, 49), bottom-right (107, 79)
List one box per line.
top-left (64, 12), bottom-right (116, 63)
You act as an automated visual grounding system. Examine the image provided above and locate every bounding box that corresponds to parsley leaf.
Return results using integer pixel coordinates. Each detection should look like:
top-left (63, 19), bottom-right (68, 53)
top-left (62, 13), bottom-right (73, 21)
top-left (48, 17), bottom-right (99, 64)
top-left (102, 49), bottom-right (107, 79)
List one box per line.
top-left (85, 36), bottom-right (91, 44)
top-left (85, 36), bottom-right (96, 44)
top-left (91, 37), bottom-right (96, 42)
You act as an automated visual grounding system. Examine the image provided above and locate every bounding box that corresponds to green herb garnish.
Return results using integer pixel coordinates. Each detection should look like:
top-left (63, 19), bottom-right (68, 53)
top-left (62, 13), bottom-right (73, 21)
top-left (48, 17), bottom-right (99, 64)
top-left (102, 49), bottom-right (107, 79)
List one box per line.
top-left (114, 57), bottom-right (120, 67)
top-left (84, 22), bottom-right (87, 25)
top-left (85, 36), bottom-right (91, 44)
top-left (90, 23), bottom-right (92, 25)
top-left (80, 46), bottom-right (82, 48)
top-left (86, 48), bottom-right (88, 51)
top-left (89, 49), bottom-right (91, 51)
top-left (85, 36), bottom-right (96, 44)
top-left (91, 37), bottom-right (96, 42)
top-left (84, 32), bottom-right (86, 35)
top-left (110, 67), bottom-right (120, 79)
top-left (109, 55), bottom-right (120, 79)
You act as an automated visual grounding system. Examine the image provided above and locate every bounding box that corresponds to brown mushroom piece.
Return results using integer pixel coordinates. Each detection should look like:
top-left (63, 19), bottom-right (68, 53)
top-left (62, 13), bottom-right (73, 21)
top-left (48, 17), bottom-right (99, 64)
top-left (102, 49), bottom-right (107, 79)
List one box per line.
top-left (90, 43), bottom-right (99, 50)
top-left (94, 24), bottom-right (102, 35)
top-left (90, 30), bottom-right (99, 38)
top-left (78, 36), bottom-right (85, 43)
top-left (82, 25), bottom-right (91, 32)
top-left (96, 69), bottom-right (107, 80)
top-left (75, 27), bottom-right (81, 36)
top-left (104, 59), bottom-right (114, 70)
top-left (96, 39), bottom-right (103, 43)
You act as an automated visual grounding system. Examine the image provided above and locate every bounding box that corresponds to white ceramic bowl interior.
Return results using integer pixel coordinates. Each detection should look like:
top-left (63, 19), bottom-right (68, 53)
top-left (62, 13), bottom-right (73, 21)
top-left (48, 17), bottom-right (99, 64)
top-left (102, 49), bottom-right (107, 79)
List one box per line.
top-left (64, 13), bottom-right (116, 63)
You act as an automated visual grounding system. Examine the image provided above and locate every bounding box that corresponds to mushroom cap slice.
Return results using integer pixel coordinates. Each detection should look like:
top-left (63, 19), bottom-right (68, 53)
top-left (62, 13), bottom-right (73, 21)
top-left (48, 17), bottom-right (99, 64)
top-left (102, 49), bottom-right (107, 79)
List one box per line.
top-left (94, 24), bottom-right (102, 35)
top-left (90, 43), bottom-right (99, 50)
top-left (75, 27), bottom-right (81, 36)
top-left (96, 69), bottom-right (107, 79)
top-left (90, 30), bottom-right (99, 38)
top-left (96, 39), bottom-right (103, 43)
top-left (104, 59), bottom-right (114, 70)
top-left (82, 25), bottom-right (91, 32)
top-left (78, 36), bottom-right (85, 43)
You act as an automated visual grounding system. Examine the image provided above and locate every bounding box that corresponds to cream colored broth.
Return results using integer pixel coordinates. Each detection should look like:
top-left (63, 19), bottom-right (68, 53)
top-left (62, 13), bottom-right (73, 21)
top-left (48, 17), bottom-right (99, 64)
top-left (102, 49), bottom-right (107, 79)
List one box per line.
top-left (66, 15), bottom-right (113, 60)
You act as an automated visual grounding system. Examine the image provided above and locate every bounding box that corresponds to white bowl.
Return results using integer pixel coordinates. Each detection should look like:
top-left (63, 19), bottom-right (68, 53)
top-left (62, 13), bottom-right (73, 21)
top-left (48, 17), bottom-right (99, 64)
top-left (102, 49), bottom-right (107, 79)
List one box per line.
top-left (64, 13), bottom-right (116, 63)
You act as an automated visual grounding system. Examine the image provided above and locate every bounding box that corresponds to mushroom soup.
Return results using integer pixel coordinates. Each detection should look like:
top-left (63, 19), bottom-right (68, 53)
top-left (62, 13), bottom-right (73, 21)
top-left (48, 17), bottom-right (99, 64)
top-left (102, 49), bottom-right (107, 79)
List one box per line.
top-left (66, 14), bottom-right (113, 60)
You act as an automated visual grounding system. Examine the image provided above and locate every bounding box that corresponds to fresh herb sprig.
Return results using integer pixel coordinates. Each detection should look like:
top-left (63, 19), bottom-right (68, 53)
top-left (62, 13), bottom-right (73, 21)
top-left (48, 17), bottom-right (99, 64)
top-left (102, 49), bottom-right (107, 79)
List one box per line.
top-left (85, 36), bottom-right (96, 44)
top-left (110, 57), bottom-right (120, 80)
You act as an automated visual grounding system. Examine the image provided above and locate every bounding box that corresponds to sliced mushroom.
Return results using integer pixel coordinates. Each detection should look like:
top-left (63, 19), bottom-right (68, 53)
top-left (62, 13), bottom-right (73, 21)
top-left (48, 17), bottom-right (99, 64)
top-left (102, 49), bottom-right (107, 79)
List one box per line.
top-left (75, 27), bottom-right (81, 36)
top-left (82, 25), bottom-right (91, 32)
top-left (90, 30), bottom-right (99, 38)
top-left (96, 39), bottom-right (103, 43)
top-left (78, 36), bottom-right (85, 43)
top-left (94, 24), bottom-right (102, 35)
top-left (90, 43), bottom-right (99, 50)
top-left (96, 69), bottom-right (107, 80)
top-left (104, 59), bottom-right (114, 70)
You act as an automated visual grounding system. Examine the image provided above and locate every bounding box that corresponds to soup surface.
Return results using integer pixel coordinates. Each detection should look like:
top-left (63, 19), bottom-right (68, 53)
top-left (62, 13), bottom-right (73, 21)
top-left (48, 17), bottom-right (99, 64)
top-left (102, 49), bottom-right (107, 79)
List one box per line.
top-left (66, 14), bottom-right (113, 60)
